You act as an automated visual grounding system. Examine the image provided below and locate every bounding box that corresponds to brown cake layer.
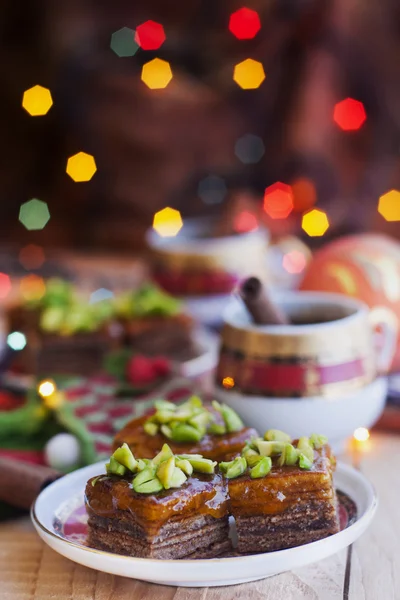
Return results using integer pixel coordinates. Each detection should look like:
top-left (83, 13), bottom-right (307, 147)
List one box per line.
top-left (113, 413), bottom-right (258, 462)
top-left (85, 472), bottom-right (230, 559)
top-left (228, 445), bottom-right (339, 553)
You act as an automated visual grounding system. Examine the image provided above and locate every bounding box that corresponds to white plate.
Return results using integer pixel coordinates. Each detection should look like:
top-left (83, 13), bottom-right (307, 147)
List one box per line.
top-left (31, 461), bottom-right (377, 587)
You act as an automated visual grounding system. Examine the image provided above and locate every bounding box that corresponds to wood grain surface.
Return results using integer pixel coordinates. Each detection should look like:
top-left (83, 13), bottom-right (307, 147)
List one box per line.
top-left (1, 433), bottom-right (399, 600)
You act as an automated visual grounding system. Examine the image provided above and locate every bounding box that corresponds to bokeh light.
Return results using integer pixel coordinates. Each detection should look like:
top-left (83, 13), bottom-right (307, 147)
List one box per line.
top-left (353, 427), bottom-right (370, 442)
top-left (0, 273), bottom-right (11, 299)
top-left (333, 98), bottom-right (366, 131)
top-left (222, 376), bottom-right (235, 389)
top-left (7, 332), bottom-right (27, 351)
top-left (229, 8), bottom-right (261, 40)
top-left (233, 59), bottom-right (265, 89)
top-left (153, 207), bottom-right (183, 237)
top-left (66, 152), bottom-right (97, 182)
top-left (141, 58), bottom-right (173, 89)
top-left (22, 85), bottom-right (53, 116)
top-left (198, 175), bottom-right (227, 205)
top-left (302, 209), bottom-right (330, 237)
top-left (110, 27), bottom-right (139, 57)
top-left (234, 211), bottom-right (258, 233)
top-left (19, 244), bottom-right (45, 270)
top-left (20, 274), bottom-right (46, 302)
top-left (378, 189), bottom-right (400, 221)
top-left (19, 199), bottom-right (50, 231)
top-left (235, 134), bottom-right (265, 164)
top-left (282, 250), bottom-right (307, 274)
top-left (263, 182), bottom-right (294, 219)
top-left (135, 21), bottom-right (166, 50)
top-left (38, 379), bottom-right (56, 398)
top-left (90, 288), bottom-right (114, 303)
top-left (291, 177), bottom-right (317, 212)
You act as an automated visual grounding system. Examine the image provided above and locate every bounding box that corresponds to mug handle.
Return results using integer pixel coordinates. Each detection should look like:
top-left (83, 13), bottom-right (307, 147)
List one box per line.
top-left (368, 306), bottom-right (398, 374)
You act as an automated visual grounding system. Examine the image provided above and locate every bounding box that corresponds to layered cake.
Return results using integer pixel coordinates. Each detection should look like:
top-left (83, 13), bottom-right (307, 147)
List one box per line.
top-left (85, 443), bottom-right (230, 559)
top-left (224, 431), bottom-right (339, 553)
top-left (113, 396), bottom-right (258, 461)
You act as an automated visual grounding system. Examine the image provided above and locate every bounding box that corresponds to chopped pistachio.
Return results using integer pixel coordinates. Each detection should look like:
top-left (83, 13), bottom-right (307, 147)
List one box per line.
top-left (106, 456), bottom-right (127, 476)
top-left (185, 457), bottom-right (217, 474)
top-left (156, 409), bottom-right (178, 424)
top-left (298, 453), bottom-right (313, 470)
top-left (284, 444), bottom-right (298, 466)
top-left (154, 399), bottom-right (176, 412)
top-left (225, 456), bottom-right (247, 479)
top-left (160, 424), bottom-right (173, 439)
top-left (189, 412), bottom-right (210, 431)
top-left (137, 458), bottom-right (152, 471)
top-left (143, 422), bottom-right (159, 436)
top-left (133, 477), bottom-right (164, 494)
top-left (169, 423), bottom-right (203, 443)
top-left (310, 433), bottom-right (328, 449)
top-left (208, 422), bottom-right (227, 435)
top-left (277, 446), bottom-right (286, 467)
top-left (264, 429), bottom-right (292, 443)
top-left (152, 443), bottom-right (173, 466)
top-left (250, 456), bottom-right (272, 479)
top-left (212, 400), bottom-right (244, 433)
top-left (132, 466), bottom-right (157, 487)
top-left (168, 467), bottom-right (187, 488)
top-left (175, 459), bottom-right (193, 476)
top-left (176, 453), bottom-right (203, 460)
top-left (242, 447), bottom-right (262, 467)
top-left (112, 443), bottom-right (138, 472)
top-left (297, 437), bottom-right (314, 462)
top-left (156, 456), bottom-right (176, 489)
top-left (256, 440), bottom-right (285, 457)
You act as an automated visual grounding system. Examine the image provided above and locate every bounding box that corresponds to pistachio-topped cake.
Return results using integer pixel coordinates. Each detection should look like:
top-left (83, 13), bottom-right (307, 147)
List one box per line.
top-left (85, 443), bottom-right (230, 559)
top-left (113, 396), bottom-right (258, 461)
top-left (224, 430), bottom-right (339, 553)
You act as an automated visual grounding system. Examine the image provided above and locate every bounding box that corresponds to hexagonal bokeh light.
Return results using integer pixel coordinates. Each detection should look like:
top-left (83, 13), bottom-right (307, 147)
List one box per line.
top-left (263, 182), bottom-right (294, 219)
top-left (22, 85), bottom-right (53, 116)
top-left (234, 211), bottom-right (258, 233)
top-left (302, 209), bottom-right (330, 236)
top-left (19, 199), bottom-right (50, 231)
top-left (333, 98), bottom-right (366, 131)
top-left (66, 152), bottom-right (97, 182)
top-left (135, 20), bottom-right (166, 50)
top-left (110, 27), bottom-right (139, 57)
top-left (291, 178), bottom-right (317, 212)
top-left (229, 8), bottom-right (261, 40)
top-left (198, 175), bottom-right (227, 205)
top-left (233, 59), bottom-right (265, 89)
top-left (20, 274), bottom-right (46, 302)
top-left (141, 58), bottom-right (173, 89)
top-left (235, 134), bottom-right (265, 164)
top-left (0, 273), bottom-right (11, 299)
top-left (282, 250), bottom-right (307, 274)
top-left (7, 331), bottom-right (27, 351)
top-left (153, 207), bottom-right (183, 237)
top-left (378, 189), bottom-right (400, 221)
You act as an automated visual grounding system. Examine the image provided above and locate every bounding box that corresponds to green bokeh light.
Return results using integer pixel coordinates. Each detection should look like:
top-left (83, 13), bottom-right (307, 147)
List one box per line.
top-left (110, 27), bottom-right (139, 57)
top-left (19, 199), bottom-right (50, 231)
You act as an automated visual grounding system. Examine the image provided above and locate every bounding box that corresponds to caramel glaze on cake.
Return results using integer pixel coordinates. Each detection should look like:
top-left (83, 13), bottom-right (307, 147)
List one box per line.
top-left (85, 472), bottom-right (230, 559)
top-left (113, 414), bottom-right (258, 462)
top-left (228, 444), bottom-right (339, 553)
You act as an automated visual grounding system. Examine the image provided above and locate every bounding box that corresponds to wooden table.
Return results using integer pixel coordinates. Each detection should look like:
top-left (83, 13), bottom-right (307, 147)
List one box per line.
top-left (1, 432), bottom-right (399, 600)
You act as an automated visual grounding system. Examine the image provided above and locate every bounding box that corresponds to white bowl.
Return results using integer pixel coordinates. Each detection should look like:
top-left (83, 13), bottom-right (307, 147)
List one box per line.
top-left (215, 376), bottom-right (387, 450)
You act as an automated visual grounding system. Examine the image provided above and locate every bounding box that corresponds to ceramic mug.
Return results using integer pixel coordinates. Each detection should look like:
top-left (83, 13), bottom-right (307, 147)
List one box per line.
top-left (216, 291), bottom-right (398, 398)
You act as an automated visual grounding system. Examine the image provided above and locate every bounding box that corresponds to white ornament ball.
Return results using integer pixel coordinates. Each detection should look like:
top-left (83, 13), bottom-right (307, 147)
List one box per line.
top-left (45, 433), bottom-right (81, 471)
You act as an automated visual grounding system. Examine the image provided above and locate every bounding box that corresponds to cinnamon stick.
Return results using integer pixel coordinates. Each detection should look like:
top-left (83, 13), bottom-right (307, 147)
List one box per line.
top-left (0, 458), bottom-right (61, 509)
top-left (239, 277), bottom-right (289, 325)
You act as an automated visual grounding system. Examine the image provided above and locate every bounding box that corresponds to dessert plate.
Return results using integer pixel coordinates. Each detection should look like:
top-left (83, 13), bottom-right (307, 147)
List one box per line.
top-left (31, 461), bottom-right (377, 588)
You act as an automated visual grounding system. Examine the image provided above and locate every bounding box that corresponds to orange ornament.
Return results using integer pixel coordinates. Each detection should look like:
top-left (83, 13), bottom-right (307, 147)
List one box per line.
top-left (300, 234), bottom-right (400, 371)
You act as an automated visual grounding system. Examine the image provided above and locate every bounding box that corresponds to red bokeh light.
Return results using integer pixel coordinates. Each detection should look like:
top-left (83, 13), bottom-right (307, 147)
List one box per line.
top-left (263, 182), bottom-right (294, 219)
top-left (135, 20), bottom-right (166, 50)
top-left (291, 177), bottom-right (317, 212)
top-left (282, 251), bottom-right (307, 274)
top-left (229, 8), bottom-right (261, 40)
top-left (234, 210), bottom-right (259, 233)
top-left (333, 98), bottom-right (366, 131)
top-left (0, 273), bottom-right (11, 298)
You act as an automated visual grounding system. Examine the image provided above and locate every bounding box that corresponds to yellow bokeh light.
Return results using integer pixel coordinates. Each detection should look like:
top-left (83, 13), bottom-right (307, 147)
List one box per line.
top-left (233, 59), bottom-right (265, 89)
top-left (378, 189), bottom-right (400, 222)
top-left (222, 376), bottom-right (235, 389)
top-left (141, 58), bottom-right (173, 90)
top-left (353, 427), bottom-right (370, 442)
top-left (43, 391), bottom-right (65, 410)
top-left (22, 85), bottom-right (53, 116)
top-left (66, 152), bottom-right (97, 182)
top-left (301, 209), bottom-right (329, 237)
top-left (38, 379), bottom-right (56, 398)
top-left (20, 274), bottom-right (46, 302)
top-left (153, 207), bottom-right (183, 237)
